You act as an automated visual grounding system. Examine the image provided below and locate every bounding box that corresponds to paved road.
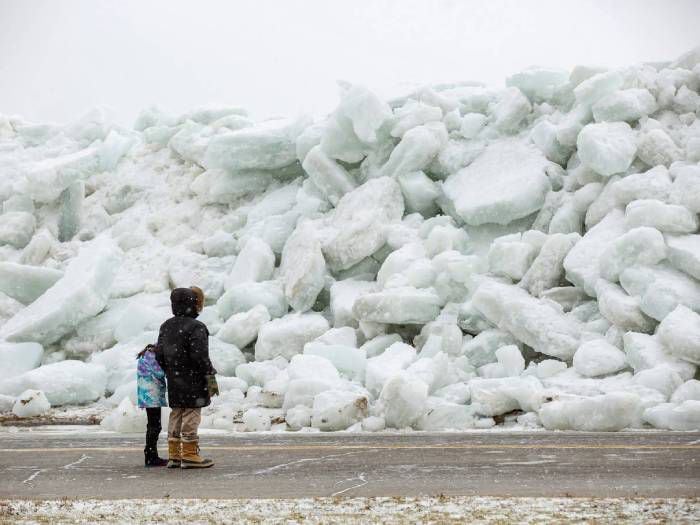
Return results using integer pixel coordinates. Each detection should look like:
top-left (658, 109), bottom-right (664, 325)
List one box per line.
top-left (1, 428), bottom-right (699, 499)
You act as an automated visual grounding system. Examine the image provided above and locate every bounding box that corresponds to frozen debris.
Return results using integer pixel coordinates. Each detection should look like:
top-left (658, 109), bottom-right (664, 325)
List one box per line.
top-left (657, 305), bottom-right (700, 364)
top-left (539, 392), bottom-right (640, 431)
top-left (0, 360), bottom-right (107, 406)
top-left (397, 171), bottom-right (441, 217)
top-left (311, 390), bottom-right (369, 431)
top-left (520, 233), bottom-right (579, 296)
top-left (390, 101), bottom-right (443, 138)
top-left (573, 70), bottom-right (624, 107)
top-left (217, 305), bottom-right (270, 348)
top-left (330, 280), bottom-right (377, 328)
top-left (671, 380), bottom-right (700, 403)
top-left (488, 238), bottom-right (538, 281)
top-left (0, 237), bottom-right (122, 345)
top-left (217, 281), bottom-right (287, 320)
top-left (592, 88), bottom-right (657, 122)
top-left (563, 209), bottom-right (626, 295)
top-left (380, 122), bottom-right (448, 178)
top-left (353, 286), bottom-right (443, 325)
top-left (643, 401), bottom-right (700, 431)
top-left (573, 339), bottom-right (627, 377)
top-left (3, 49), bottom-right (700, 434)
top-left (595, 280), bottom-right (656, 333)
top-left (204, 116), bottom-right (311, 171)
top-left (0, 262), bottom-right (63, 305)
top-left (472, 280), bottom-right (583, 360)
top-left (208, 339), bottom-right (246, 377)
top-left (379, 372), bottom-right (428, 429)
top-left (666, 234), bottom-right (700, 280)
top-left (598, 227), bottom-right (667, 282)
top-left (619, 263), bottom-right (700, 322)
top-left (301, 145), bottom-right (356, 206)
top-left (304, 343), bottom-right (366, 382)
top-left (506, 67), bottom-right (569, 103)
top-left (0, 342), bottom-right (44, 379)
top-left (576, 122), bottom-right (637, 177)
top-left (633, 365), bottom-right (684, 400)
top-left (441, 140), bottom-right (551, 226)
top-left (12, 389), bottom-right (50, 417)
top-left (255, 313), bottom-right (330, 361)
top-left (461, 329), bottom-right (518, 367)
top-left (100, 398), bottom-right (146, 433)
top-left (365, 342), bottom-right (417, 396)
top-left (612, 166), bottom-right (672, 207)
top-left (321, 177), bottom-right (404, 271)
top-left (491, 87), bottom-right (532, 132)
top-left (623, 332), bottom-right (696, 381)
top-left (637, 128), bottom-right (681, 167)
top-left (0, 212), bottom-right (36, 249)
top-left (625, 200), bottom-right (699, 234)
top-left (279, 222), bottom-right (326, 312)
top-left (19, 146), bottom-right (100, 203)
top-left (469, 376), bottom-right (544, 416)
top-left (669, 165), bottom-right (700, 212)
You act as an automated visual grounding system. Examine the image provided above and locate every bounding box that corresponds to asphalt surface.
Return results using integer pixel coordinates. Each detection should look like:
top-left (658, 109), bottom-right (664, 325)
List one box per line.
top-left (1, 428), bottom-right (699, 499)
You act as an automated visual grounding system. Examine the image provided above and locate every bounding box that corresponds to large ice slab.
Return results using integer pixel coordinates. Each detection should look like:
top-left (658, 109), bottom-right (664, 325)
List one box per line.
top-left (254, 313), bottom-right (330, 361)
top-left (666, 234), bottom-right (700, 279)
top-left (203, 116), bottom-right (310, 171)
top-left (599, 227), bottom-right (666, 282)
top-left (321, 177), bottom-right (404, 271)
top-left (0, 262), bottom-right (63, 305)
top-left (539, 392), bottom-right (640, 431)
top-left (472, 280), bottom-right (583, 360)
top-left (573, 339), bottom-right (627, 377)
top-left (577, 122), bottom-right (637, 177)
top-left (19, 146), bottom-right (100, 203)
top-left (619, 263), bottom-right (700, 321)
top-left (279, 221), bottom-right (326, 312)
top-left (353, 286), bottom-right (443, 325)
top-left (225, 237), bottom-right (274, 291)
top-left (625, 200), bottom-right (699, 234)
top-left (0, 237), bottom-right (122, 345)
top-left (441, 140), bottom-right (551, 226)
top-left (0, 360), bottom-right (107, 406)
top-left (643, 401), bottom-right (700, 431)
top-left (301, 145), bottom-right (357, 206)
top-left (657, 305), bottom-right (700, 365)
top-left (563, 209), bottom-right (626, 295)
top-left (0, 342), bottom-right (44, 379)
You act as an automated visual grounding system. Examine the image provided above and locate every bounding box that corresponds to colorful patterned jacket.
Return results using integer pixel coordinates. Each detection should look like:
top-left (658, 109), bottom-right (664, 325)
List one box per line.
top-left (137, 349), bottom-right (167, 408)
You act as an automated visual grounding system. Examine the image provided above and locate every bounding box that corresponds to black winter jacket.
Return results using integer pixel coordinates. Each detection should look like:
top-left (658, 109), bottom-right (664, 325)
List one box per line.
top-left (155, 288), bottom-right (216, 408)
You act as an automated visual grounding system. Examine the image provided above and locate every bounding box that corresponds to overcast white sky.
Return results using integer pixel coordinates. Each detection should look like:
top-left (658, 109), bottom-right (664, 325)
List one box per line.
top-left (0, 0), bottom-right (698, 126)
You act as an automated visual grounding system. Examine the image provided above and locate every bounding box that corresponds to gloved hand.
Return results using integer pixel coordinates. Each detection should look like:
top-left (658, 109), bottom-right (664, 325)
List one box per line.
top-left (206, 374), bottom-right (220, 397)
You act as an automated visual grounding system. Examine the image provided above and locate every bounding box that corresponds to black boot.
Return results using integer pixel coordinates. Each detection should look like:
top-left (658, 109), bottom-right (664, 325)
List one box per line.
top-left (145, 447), bottom-right (168, 467)
top-left (144, 425), bottom-right (167, 467)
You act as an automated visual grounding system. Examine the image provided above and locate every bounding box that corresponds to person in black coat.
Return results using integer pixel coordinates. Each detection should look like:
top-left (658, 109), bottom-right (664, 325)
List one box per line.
top-left (156, 287), bottom-right (218, 469)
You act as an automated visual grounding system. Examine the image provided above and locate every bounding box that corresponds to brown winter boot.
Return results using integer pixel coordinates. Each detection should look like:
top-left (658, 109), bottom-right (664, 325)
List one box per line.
top-left (180, 440), bottom-right (214, 469)
top-left (167, 439), bottom-right (182, 468)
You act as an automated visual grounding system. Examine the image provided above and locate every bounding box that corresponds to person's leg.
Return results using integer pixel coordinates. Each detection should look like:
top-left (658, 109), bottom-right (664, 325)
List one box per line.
top-left (180, 408), bottom-right (213, 469)
top-left (167, 408), bottom-right (183, 468)
top-left (145, 408), bottom-right (167, 466)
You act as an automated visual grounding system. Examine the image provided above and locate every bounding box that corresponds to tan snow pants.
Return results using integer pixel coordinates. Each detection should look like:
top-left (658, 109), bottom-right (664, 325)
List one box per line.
top-left (168, 408), bottom-right (202, 443)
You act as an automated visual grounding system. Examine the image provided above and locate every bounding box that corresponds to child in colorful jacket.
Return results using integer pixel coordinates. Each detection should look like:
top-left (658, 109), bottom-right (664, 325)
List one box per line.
top-left (137, 344), bottom-right (168, 467)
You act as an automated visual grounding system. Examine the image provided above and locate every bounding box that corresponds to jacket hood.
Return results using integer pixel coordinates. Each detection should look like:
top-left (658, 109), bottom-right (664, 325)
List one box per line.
top-left (170, 288), bottom-right (199, 318)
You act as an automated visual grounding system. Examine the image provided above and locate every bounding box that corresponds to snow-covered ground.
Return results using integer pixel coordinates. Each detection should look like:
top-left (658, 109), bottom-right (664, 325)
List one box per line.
top-left (1, 48), bottom-right (700, 434)
top-left (2, 497), bottom-right (698, 524)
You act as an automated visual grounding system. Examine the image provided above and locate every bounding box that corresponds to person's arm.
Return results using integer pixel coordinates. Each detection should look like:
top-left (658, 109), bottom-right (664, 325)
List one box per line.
top-left (189, 324), bottom-right (216, 376)
top-left (154, 330), bottom-right (165, 370)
